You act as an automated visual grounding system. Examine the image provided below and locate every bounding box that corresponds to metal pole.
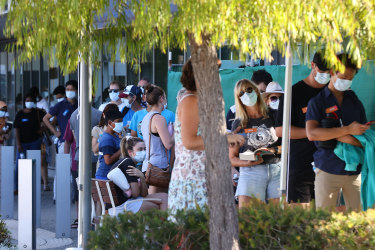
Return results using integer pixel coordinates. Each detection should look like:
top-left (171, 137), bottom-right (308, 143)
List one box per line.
top-left (0, 146), bottom-right (14, 219)
top-left (27, 150), bottom-right (41, 228)
top-left (77, 58), bottom-right (92, 249)
top-left (18, 159), bottom-right (36, 250)
top-left (280, 42), bottom-right (293, 198)
top-left (55, 153), bottom-right (71, 238)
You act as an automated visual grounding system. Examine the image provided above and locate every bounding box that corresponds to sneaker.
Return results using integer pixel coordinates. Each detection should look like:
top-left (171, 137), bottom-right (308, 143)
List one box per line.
top-left (71, 219), bottom-right (78, 229)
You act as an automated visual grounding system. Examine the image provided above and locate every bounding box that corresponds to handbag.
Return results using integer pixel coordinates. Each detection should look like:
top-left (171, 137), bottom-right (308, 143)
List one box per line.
top-left (145, 113), bottom-right (171, 188)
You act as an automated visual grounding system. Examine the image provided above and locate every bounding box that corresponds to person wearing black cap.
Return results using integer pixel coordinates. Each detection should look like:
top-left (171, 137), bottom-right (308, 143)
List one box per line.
top-left (275, 52), bottom-right (331, 205)
top-left (95, 109), bottom-right (124, 180)
top-left (119, 85), bottom-right (145, 127)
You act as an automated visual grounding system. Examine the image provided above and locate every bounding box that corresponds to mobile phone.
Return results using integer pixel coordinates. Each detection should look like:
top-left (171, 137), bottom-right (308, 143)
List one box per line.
top-left (366, 120), bottom-right (375, 126)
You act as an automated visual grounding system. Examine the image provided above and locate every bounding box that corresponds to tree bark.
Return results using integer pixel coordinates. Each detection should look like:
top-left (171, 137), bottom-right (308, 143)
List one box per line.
top-left (189, 34), bottom-right (239, 250)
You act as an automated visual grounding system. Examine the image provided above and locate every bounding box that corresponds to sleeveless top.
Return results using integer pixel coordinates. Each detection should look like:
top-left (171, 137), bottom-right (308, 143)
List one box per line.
top-left (168, 91), bottom-right (207, 213)
top-left (141, 111), bottom-right (168, 172)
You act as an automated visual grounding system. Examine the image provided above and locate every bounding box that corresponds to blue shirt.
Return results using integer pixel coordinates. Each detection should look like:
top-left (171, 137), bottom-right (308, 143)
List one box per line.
top-left (96, 132), bottom-right (121, 178)
top-left (49, 98), bottom-right (78, 142)
top-left (129, 109), bottom-right (175, 139)
top-left (306, 86), bottom-right (367, 175)
top-left (122, 108), bottom-right (136, 127)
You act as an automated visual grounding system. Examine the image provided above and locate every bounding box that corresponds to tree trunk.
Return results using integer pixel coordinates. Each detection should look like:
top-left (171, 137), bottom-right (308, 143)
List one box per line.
top-left (189, 34), bottom-right (239, 250)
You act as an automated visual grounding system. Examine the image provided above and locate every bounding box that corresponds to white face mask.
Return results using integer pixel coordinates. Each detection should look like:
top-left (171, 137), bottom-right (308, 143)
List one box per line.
top-left (111, 122), bottom-right (124, 134)
top-left (109, 92), bottom-right (120, 102)
top-left (269, 99), bottom-right (280, 110)
top-left (25, 102), bottom-right (36, 109)
top-left (240, 91), bottom-right (258, 107)
top-left (133, 150), bottom-right (146, 163)
top-left (66, 91), bottom-right (76, 99)
top-left (57, 97), bottom-right (65, 103)
top-left (0, 111), bottom-right (8, 117)
top-left (42, 91), bottom-right (49, 98)
top-left (314, 71), bottom-right (330, 85)
top-left (333, 77), bottom-right (352, 91)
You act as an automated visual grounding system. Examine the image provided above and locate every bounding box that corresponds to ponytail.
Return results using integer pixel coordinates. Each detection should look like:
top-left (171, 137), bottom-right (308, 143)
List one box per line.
top-left (120, 136), bottom-right (143, 158)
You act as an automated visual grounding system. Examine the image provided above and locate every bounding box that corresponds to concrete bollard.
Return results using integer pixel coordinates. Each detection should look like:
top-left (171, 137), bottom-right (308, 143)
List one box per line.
top-left (0, 146), bottom-right (14, 219)
top-left (18, 159), bottom-right (36, 250)
top-left (27, 150), bottom-right (41, 228)
top-left (55, 153), bottom-right (71, 238)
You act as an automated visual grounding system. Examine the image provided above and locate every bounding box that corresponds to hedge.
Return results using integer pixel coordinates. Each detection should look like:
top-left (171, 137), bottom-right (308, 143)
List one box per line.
top-left (88, 201), bottom-right (375, 250)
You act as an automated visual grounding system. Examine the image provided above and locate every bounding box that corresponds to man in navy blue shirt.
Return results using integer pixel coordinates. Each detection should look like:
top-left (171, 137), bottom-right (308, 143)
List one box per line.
top-left (306, 53), bottom-right (369, 210)
top-left (43, 80), bottom-right (78, 153)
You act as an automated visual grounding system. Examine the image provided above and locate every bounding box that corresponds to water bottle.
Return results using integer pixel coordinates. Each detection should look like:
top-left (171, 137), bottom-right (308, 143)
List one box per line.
top-left (168, 122), bottom-right (174, 136)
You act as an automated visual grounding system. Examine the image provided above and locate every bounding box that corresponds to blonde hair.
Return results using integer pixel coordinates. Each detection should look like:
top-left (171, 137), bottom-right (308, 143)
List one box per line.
top-left (120, 136), bottom-right (144, 158)
top-left (234, 79), bottom-right (269, 128)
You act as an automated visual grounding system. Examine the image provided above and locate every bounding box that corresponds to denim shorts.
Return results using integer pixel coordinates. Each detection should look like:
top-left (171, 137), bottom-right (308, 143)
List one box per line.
top-left (236, 162), bottom-right (281, 201)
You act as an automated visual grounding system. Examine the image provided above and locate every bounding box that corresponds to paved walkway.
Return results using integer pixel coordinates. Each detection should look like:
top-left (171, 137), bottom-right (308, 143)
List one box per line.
top-left (4, 220), bottom-right (73, 249)
top-left (3, 177), bottom-right (78, 249)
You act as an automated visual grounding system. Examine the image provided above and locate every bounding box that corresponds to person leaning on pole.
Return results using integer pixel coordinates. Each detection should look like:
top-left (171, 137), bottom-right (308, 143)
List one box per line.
top-left (306, 53), bottom-right (369, 211)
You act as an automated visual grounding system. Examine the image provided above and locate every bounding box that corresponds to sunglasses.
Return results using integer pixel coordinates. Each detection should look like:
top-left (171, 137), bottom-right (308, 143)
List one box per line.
top-left (0, 106), bottom-right (7, 111)
top-left (270, 96), bottom-right (279, 102)
top-left (239, 87), bottom-right (254, 97)
top-left (108, 89), bottom-right (120, 93)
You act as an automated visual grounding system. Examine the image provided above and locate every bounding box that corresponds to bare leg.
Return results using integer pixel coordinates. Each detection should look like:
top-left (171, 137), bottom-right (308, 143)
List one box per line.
top-left (41, 154), bottom-right (48, 186)
top-left (139, 193), bottom-right (168, 211)
top-left (238, 195), bottom-right (261, 209)
top-left (148, 185), bottom-right (168, 194)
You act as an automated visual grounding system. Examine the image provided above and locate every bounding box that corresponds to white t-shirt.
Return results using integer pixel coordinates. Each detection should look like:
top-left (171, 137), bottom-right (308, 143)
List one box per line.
top-left (37, 99), bottom-right (49, 112)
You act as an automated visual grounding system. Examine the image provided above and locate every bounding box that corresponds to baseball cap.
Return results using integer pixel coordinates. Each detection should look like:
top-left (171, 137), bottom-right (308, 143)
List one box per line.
top-left (119, 85), bottom-right (143, 98)
top-left (261, 82), bottom-right (284, 98)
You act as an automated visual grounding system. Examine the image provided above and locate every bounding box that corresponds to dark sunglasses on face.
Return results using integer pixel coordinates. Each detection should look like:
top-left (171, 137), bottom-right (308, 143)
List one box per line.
top-left (108, 89), bottom-right (120, 93)
top-left (239, 87), bottom-right (254, 97)
top-left (270, 96), bottom-right (279, 102)
top-left (0, 106), bottom-right (7, 111)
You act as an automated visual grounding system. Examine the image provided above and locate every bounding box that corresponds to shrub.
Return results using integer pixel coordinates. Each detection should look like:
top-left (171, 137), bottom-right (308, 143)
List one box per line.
top-left (0, 217), bottom-right (12, 248)
top-left (88, 202), bottom-right (375, 250)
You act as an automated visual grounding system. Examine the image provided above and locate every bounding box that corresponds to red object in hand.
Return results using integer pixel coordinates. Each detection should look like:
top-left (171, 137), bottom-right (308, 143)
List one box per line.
top-left (366, 120), bottom-right (375, 126)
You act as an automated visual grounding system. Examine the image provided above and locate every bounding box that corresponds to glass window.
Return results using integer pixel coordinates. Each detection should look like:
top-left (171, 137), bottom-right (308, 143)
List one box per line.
top-left (140, 51), bottom-right (153, 85)
top-left (0, 52), bottom-right (6, 101)
top-left (154, 48), bottom-right (168, 91)
top-left (31, 56), bottom-right (40, 88)
top-left (7, 52), bottom-right (15, 120)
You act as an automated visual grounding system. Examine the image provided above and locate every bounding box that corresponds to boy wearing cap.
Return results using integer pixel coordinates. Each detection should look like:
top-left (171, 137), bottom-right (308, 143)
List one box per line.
top-left (275, 52), bottom-right (331, 205)
top-left (119, 85), bottom-right (145, 127)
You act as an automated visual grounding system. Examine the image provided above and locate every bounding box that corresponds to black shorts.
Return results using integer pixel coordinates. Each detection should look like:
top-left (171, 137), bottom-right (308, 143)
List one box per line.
top-left (287, 166), bottom-right (315, 203)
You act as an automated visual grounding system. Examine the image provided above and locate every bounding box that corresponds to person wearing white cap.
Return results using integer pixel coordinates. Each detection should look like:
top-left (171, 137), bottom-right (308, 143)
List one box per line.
top-left (261, 81), bottom-right (284, 111)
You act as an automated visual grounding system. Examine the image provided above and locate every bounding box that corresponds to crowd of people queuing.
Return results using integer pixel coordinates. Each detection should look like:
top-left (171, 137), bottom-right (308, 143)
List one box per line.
top-left (0, 51), bottom-right (373, 228)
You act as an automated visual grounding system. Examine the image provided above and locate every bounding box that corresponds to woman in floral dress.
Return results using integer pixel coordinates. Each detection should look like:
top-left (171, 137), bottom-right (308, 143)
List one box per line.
top-left (168, 60), bottom-right (207, 213)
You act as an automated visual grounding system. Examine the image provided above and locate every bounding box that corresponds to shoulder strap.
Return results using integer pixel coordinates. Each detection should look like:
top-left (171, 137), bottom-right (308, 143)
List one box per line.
top-left (148, 113), bottom-right (159, 161)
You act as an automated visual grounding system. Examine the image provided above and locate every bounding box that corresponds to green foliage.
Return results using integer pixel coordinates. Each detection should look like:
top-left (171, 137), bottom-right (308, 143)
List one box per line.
top-left (3, 0), bottom-right (375, 74)
top-left (88, 202), bottom-right (375, 250)
top-left (88, 208), bottom-right (209, 250)
top-left (0, 217), bottom-right (13, 248)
